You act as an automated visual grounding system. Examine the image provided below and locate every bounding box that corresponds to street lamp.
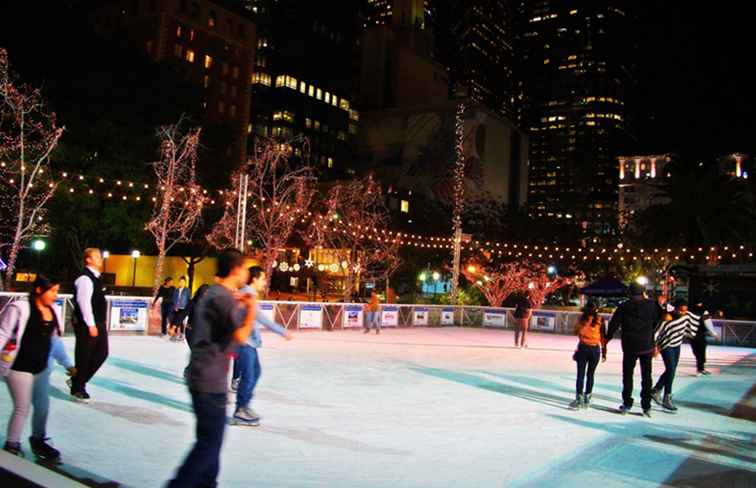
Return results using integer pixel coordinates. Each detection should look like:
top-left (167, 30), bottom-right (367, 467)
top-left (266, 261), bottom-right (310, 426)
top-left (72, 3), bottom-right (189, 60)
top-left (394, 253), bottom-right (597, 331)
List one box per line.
top-left (32, 239), bottom-right (46, 272)
top-left (547, 265), bottom-right (557, 276)
top-left (131, 250), bottom-right (140, 287)
top-left (418, 272), bottom-right (427, 282)
top-left (102, 250), bottom-right (110, 274)
top-left (636, 275), bottom-right (649, 287)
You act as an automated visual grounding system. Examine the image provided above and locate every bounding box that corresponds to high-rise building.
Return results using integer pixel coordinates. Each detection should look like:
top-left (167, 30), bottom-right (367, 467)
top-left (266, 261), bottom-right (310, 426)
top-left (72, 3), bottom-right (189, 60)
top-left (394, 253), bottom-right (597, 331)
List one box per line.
top-left (93, 0), bottom-right (257, 165)
top-left (517, 1), bottom-right (636, 237)
top-left (617, 154), bottom-right (672, 229)
top-left (242, 0), bottom-right (360, 175)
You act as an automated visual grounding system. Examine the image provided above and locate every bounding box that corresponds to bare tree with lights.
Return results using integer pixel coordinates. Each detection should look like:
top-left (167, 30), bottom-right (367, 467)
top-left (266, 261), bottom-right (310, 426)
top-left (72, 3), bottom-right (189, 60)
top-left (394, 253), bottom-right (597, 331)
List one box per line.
top-left (0, 48), bottom-right (64, 288)
top-left (208, 137), bottom-right (314, 291)
top-left (461, 259), bottom-right (530, 307)
top-left (520, 261), bottom-right (576, 308)
top-left (145, 122), bottom-right (204, 294)
top-left (305, 175), bottom-right (400, 302)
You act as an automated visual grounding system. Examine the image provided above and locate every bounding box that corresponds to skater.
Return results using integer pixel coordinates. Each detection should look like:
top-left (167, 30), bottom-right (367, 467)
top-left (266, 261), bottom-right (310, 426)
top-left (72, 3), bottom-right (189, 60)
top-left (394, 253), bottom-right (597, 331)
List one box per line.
top-left (513, 297), bottom-right (532, 349)
top-left (153, 277), bottom-right (175, 338)
top-left (71, 248), bottom-right (109, 403)
top-left (185, 284), bottom-right (210, 350)
top-left (231, 266), bottom-right (293, 427)
top-left (688, 302), bottom-right (719, 376)
top-left (167, 249), bottom-right (257, 488)
top-left (651, 300), bottom-right (698, 412)
top-left (569, 302), bottom-right (606, 410)
top-left (0, 275), bottom-right (75, 460)
top-left (364, 291), bottom-right (381, 334)
top-left (605, 282), bottom-right (662, 418)
top-left (170, 277), bottom-right (191, 341)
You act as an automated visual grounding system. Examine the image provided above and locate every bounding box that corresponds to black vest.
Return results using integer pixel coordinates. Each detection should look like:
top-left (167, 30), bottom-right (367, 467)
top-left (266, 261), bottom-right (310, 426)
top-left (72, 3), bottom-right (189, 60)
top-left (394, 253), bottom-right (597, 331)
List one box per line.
top-left (73, 267), bottom-right (107, 326)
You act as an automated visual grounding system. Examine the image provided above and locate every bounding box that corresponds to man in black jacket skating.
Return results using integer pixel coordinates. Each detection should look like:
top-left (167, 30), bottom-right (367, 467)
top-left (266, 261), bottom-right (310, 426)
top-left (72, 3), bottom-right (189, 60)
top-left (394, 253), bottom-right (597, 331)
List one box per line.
top-left (605, 283), bottom-right (662, 417)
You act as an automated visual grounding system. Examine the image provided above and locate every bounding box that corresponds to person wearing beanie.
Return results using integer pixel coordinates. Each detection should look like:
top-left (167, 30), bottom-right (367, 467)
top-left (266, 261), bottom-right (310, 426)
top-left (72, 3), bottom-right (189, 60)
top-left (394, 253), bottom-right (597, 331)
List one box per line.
top-left (605, 282), bottom-right (663, 418)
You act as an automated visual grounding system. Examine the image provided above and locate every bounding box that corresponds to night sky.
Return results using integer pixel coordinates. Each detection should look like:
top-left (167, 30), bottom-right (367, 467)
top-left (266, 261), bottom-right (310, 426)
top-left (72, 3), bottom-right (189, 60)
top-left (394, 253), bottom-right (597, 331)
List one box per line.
top-left (0, 1), bottom-right (753, 161)
top-left (636, 2), bottom-right (754, 160)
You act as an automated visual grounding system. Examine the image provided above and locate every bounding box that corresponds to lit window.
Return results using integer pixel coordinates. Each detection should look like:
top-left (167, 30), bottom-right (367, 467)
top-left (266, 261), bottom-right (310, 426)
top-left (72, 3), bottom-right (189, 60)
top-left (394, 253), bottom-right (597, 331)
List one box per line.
top-left (247, 123), bottom-right (253, 134)
top-left (305, 118), bottom-right (312, 128)
top-left (308, 85), bottom-right (315, 97)
top-left (340, 99), bottom-right (350, 111)
top-left (331, 96), bottom-right (338, 107)
top-left (324, 92), bottom-right (331, 104)
top-left (203, 75), bottom-right (209, 88)
top-left (327, 157), bottom-right (334, 168)
top-left (570, 9), bottom-right (578, 15)
top-left (401, 200), bottom-right (410, 213)
top-left (300, 81), bottom-right (306, 94)
top-left (286, 76), bottom-right (297, 90)
top-left (314, 120), bottom-right (321, 130)
top-left (185, 49), bottom-right (195, 63)
top-left (250, 72), bottom-right (271, 86)
top-left (204, 55), bottom-right (212, 69)
top-left (316, 88), bottom-right (322, 100)
top-left (208, 11), bottom-right (216, 28)
top-left (176, 25), bottom-right (182, 37)
top-left (349, 109), bottom-right (359, 122)
top-left (189, 29), bottom-right (195, 41)
top-left (174, 43), bottom-right (183, 58)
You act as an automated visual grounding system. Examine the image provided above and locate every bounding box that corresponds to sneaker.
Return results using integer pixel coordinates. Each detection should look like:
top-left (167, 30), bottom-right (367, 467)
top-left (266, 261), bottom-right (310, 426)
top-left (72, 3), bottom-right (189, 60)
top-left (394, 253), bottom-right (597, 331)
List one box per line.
top-left (643, 409), bottom-right (652, 419)
top-left (231, 378), bottom-right (240, 392)
top-left (700, 369), bottom-right (712, 376)
top-left (71, 390), bottom-right (90, 404)
top-left (363, 329), bottom-right (370, 334)
top-left (231, 407), bottom-right (260, 427)
top-left (29, 437), bottom-right (61, 462)
top-left (569, 394), bottom-right (584, 410)
top-left (662, 394), bottom-right (678, 412)
top-left (618, 404), bottom-right (631, 415)
top-left (3, 442), bottom-right (24, 457)
top-left (583, 394), bottom-right (592, 409)
top-left (651, 388), bottom-right (662, 406)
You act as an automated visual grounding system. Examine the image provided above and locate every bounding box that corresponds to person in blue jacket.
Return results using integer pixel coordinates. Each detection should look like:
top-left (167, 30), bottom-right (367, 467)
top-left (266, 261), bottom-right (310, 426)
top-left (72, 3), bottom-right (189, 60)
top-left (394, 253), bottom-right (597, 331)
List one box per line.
top-left (231, 266), bottom-right (293, 427)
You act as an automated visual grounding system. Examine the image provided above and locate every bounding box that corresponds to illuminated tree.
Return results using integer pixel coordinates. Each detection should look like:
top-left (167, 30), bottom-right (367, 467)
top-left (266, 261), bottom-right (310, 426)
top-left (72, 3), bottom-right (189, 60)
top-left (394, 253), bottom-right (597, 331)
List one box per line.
top-left (520, 261), bottom-right (576, 308)
top-left (208, 137), bottom-right (315, 290)
top-left (0, 48), bottom-right (64, 288)
top-left (145, 121), bottom-right (203, 293)
top-left (305, 175), bottom-right (400, 301)
top-left (461, 259), bottom-right (529, 307)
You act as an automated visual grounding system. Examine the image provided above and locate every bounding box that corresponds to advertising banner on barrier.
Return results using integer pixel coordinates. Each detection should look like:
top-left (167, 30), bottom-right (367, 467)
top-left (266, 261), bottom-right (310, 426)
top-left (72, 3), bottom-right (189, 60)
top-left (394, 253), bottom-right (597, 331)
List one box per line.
top-left (259, 303), bottom-right (275, 324)
top-left (299, 304), bottom-right (323, 329)
top-left (483, 309), bottom-right (507, 328)
top-left (413, 307), bottom-right (428, 326)
top-left (109, 299), bottom-right (149, 331)
top-left (441, 308), bottom-right (455, 326)
top-left (381, 306), bottom-right (399, 327)
top-left (343, 305), bottom-right (364, 329)
top-left (531, 311), bottom-right (556, 332)
top-left (712, 321), bottom-right (724, 343)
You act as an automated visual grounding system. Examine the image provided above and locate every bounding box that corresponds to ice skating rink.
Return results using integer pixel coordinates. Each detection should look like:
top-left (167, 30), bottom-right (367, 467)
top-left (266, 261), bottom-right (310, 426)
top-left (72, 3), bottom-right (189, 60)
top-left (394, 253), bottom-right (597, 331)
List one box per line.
top-left (1, 328), bottom-right (754, 487)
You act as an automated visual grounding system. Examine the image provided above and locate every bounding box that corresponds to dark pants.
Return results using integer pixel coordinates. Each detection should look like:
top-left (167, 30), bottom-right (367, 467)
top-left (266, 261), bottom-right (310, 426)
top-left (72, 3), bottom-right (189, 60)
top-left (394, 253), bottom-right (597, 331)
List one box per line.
top-left (72, 321), bottom-right (109, 393)
top-left (168, 390), bottom-right (227, 488)
top-left (171, 309), bottom-right (188, 334)
top-left (160, 302), bottom-right (173, 335)
top-left (690, 338), bottom-right (707, 372)
top-left (654, 346), bottom-right (681, 395)
top-left (234, 345), bottom-right (261, 411)
top-left (575, 343), bottom-right (601, 395)
top-left (622, 351), bottom-right (653, 410)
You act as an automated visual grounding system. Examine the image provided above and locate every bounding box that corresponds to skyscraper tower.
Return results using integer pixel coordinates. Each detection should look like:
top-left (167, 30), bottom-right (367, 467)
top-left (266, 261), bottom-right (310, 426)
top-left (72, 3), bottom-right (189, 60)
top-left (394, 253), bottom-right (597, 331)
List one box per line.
top-left (517, 1), bottom-right (636, 237)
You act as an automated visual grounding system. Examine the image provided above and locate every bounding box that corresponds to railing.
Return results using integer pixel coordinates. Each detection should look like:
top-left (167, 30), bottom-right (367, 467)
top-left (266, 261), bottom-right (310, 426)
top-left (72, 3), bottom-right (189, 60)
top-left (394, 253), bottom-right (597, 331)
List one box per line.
top-left (1, 292), bottom-right (754, 347)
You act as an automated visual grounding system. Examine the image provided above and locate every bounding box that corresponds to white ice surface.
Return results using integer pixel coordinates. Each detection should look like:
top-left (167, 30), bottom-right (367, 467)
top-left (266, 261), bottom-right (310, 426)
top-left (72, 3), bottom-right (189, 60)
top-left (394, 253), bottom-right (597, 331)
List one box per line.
top-left (1, 328), bottom-right (754, 488)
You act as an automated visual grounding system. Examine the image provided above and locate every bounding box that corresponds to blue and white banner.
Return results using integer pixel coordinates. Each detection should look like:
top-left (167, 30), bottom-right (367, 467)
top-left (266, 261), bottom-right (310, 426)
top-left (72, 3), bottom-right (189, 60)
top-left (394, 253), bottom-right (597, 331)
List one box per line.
top-left (531, 311), bottom-right (556, 332)
top-left (343, 305), bottom-right (364, 329)
top-left (110, 299), bottom-right (149, 331)
top-left (259, 303), bottom-right (275, 324)
top-left (483, 309), bottom-right (507, 328)
top-left (381, 306), bottom-right (399, 327)
top-left (441, 307), bottom-right (455, 326)
top-left (299, 304), bottom-right (323, 329)
top-left (413, 307), bottom-right (428, 326)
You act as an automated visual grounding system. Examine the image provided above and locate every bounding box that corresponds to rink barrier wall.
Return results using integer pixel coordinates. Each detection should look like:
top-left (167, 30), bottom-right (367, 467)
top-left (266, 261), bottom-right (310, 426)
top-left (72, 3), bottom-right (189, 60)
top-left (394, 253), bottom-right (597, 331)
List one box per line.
top-left (1, 292), bottom-right (754, 347)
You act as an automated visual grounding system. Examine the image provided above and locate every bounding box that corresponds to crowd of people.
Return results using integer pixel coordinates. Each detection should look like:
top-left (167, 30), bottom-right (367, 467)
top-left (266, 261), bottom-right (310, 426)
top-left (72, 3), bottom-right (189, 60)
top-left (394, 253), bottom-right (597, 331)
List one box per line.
top-left (0, 248), bottom-right (723, 487)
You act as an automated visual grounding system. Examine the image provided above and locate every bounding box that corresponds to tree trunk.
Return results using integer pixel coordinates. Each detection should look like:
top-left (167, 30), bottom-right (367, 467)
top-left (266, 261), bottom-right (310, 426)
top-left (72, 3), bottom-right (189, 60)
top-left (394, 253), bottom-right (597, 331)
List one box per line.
top-left (153, 246), bottom-right (165, 296)
top-left (3, 241), bottom-right (20, 290)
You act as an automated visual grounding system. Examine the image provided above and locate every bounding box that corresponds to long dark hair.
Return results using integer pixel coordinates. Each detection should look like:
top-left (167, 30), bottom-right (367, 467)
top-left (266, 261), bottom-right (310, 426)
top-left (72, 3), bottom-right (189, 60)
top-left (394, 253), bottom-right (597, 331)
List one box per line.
top-left (29, 274), bottom-right (61, 334)
top-left (580, 301), bottom-right (599, 325)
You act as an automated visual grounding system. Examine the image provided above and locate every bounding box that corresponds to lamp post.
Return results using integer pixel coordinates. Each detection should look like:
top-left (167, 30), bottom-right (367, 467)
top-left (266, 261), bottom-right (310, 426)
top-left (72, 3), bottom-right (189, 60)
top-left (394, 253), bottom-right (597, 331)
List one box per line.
top-left (32, 239), bottom-right (46, 273)
top-left (432, 271), bottom-right (441, 295)
top-left (131, 250), bottom-right (140, 287)
top-left (102, 250), bottom-right (110, 274)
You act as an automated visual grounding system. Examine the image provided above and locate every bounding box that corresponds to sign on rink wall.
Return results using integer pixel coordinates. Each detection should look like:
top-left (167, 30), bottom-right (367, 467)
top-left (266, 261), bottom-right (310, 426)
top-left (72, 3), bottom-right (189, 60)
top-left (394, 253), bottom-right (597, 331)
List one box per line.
top-left (299, 304), bottom-right (323, 329)
top-left (413, 307), bottom-right (428, 326)
top-left (483, 309), bottom-right (507, 328)
top-left (343, 305), bottom-right (364, 329)
top-left (531, 311), bottom-right (556, 332)
top-left (259, 303), bottom-right (275, 323)
top-left (381, 306), bottom-right (399, 327)
top-left (441, 308), bottom-right (455, 326)
top-left (109, 299), bottom-right (149, 331)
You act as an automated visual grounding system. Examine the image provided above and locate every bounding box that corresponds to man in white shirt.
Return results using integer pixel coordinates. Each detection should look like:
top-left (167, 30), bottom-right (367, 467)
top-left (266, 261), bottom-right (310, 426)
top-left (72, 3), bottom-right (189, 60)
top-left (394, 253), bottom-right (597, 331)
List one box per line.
top-left (70, 248), bottom-right (109, 403)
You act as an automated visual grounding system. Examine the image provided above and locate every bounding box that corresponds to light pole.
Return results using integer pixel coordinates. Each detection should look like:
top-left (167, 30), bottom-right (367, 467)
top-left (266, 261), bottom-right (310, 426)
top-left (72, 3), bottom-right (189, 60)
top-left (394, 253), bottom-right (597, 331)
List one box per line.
top-left (131, 250), bottom-right (140, 287)
top-left (32, 239), bottom-right (46, 273)
top-left (102, 250), bottom-right (110, 274)
top-left (432, 271), bottom-right (441, 295)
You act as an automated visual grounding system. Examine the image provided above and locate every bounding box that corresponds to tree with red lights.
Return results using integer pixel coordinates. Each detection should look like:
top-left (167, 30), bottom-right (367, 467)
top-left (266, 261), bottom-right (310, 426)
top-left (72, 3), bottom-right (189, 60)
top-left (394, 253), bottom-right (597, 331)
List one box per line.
top-left (520, 261), bottom-right (576, 308)
top-left (208, 137), bottom-right (314, 290)
top-left (461, 259), bottom-right (529, 307)
top-left (145, 121), bottom-right (203, 293)
top-left (0, 48), bottom-right (64, 288)
top-left (305, 175), bottom-right (400, 301)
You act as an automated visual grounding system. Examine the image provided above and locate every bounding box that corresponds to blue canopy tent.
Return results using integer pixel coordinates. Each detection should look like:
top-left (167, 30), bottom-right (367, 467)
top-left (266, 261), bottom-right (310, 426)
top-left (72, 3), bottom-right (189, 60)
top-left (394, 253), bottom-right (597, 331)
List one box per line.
top-left (580, 277), bottom-right (628, 297)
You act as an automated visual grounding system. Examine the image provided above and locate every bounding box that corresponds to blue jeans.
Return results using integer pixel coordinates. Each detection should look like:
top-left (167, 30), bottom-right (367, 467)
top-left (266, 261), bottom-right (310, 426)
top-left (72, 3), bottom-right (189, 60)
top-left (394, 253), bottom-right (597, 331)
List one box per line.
top-left (365, 312), bottom-right (380, 331)
top-left (31, 367), bottom-right (52, 439)
top-left (575, 343), bottom-right (601, 395)
top-left (654, 346), bottom-right (681, 395)
top-left (234, 345), bottom-right (261, 411)
top-left (168, 390), bottom-right (227, 488)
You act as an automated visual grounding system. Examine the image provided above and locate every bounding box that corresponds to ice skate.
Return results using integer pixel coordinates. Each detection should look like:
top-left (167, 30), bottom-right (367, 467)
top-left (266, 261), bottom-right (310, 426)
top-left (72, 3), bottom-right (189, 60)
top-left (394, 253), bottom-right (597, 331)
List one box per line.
top-left (569, 394), bottom-right (584, 410)
top-left (29, 437), bottom-right (61, 463)
top-left (662, 394), bottom-right (678, 412)
top-left (231, 407), bottom-right (260, 427)
top-left (650, 388), bottom-right (662, 406)
top-left (582, 394), bottom-right (592, 409)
